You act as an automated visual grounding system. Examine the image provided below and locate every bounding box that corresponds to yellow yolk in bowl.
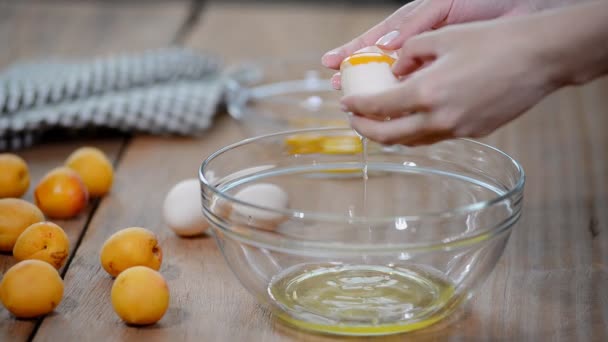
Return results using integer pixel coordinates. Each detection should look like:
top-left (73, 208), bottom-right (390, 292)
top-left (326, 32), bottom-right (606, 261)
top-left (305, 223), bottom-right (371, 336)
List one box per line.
top-left (285, 134), bottom-right (362, 155)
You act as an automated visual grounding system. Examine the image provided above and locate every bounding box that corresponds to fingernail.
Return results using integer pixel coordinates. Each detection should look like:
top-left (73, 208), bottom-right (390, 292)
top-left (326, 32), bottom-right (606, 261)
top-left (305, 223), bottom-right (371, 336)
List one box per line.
top-left (322, 50), bottom-right (340, 67)
top-left (375, 30), bottom-right (400, 47)
top-left (340, 104), bottom-right (349, 112)
top-left (332, 79), bottom-right (341, 90)
top-left (391, 60), bottom-right (401, 73)
top-left (331, 73), bottom-right (341, 90)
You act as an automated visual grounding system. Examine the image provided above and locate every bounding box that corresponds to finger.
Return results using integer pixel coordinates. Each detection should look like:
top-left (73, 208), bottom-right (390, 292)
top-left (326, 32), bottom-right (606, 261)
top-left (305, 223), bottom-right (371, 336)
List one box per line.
top-left (341, 78), bottom-right (429, 120)
top-left (394, 58), bottom-right (426, 79)
top-left (405, 130), bottom-right (454, 146)
top-left (331, 73), bottom-right (341, 90)
top-left (392, 33), bottom-right (439, 76)
top-left (375, 0), bottom-right (451, 50)
top-left (349, 113), bottom-right (432, 145)
top-left (350, 114), bottom-right (453, 146)
top-left (321, 0), bottom-right (422, 70)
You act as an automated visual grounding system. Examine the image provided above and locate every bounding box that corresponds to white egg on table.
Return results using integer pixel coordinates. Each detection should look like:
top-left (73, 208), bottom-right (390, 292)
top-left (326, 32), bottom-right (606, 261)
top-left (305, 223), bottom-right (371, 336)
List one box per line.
top-left (163, 178), bottom-right (209, 237)
top-left (231, 183), bottom-right (289, 231)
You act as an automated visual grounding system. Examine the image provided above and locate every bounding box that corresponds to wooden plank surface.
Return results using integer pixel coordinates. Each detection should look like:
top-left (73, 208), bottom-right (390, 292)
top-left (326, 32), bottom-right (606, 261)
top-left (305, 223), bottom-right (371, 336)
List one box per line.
top-left (187, 4), bottom-right (608, 339)
top-left (31, 3), bottom-right (402, 341)
top-left (3, 1), bottom-right (607, 341)
top-left (0, 0), bottom-right (189, 61)
top-left (0, 1), bottom-right (189, 341)
top-left (194, 2), bottom-right (396, 62)
top-left (457, 79), bottom-right (608, 341)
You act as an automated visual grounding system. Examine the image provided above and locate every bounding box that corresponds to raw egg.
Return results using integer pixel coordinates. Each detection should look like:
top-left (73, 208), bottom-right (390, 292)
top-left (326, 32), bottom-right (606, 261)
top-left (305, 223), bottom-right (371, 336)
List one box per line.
top-left (340, 46), bottom-right (399, 96)
top-left (163, 179), bottom-right (208, 237)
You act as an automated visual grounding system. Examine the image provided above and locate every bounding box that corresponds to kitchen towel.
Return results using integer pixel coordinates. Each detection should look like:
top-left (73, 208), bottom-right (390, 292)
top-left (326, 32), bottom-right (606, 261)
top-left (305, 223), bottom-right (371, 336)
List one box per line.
top-left (0, 47), bottom-right (224, 150)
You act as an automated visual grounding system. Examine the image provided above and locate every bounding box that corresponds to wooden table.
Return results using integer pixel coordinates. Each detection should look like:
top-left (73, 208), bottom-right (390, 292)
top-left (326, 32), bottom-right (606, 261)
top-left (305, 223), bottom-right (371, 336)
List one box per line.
top-left (1, 1), bottom-right (606, 341)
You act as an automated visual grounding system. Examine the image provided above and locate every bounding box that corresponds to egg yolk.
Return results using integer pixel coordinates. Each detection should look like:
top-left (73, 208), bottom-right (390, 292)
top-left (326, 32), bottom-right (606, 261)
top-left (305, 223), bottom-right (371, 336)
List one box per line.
top-left (285, 134), bottom-right (324, 154)
top-left (320, 136), bottom-right (363, 154)
top-left (285, 134), bottom-right (362, 155)
top-left (341, 53), bottom-right (395, 69)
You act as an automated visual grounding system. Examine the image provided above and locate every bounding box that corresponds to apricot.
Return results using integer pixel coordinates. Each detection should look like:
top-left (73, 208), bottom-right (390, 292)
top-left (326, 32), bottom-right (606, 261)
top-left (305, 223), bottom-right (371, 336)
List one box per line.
top-left (13, 222), bottom-right (70, 269)
top-left (0, 198), bottom-right (45, 252)
top-left (34, 167), bottom-right (89, 219)
top-left (65, 147), bottom-right (113, 197)
top-left (0, 153), bottom-right (30, 198)
top-left (0, 260), bottom-right (64, 318)
top-left (111, 266), bottom-right (169, 325)
top-left (100, 227), bottom-right (162, 277)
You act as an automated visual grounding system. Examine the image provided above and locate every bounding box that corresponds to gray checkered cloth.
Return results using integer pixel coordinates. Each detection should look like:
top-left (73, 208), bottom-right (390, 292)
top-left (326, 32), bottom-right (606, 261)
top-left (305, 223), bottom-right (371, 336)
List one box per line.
top-left (0, 47), bottom-right (225, 150)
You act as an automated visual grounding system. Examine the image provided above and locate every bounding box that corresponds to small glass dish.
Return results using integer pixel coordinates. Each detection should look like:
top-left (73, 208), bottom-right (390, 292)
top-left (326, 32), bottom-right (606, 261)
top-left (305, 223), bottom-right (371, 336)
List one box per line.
top-left (224, 57), bottom-right (349, 137)
top-left (200, 128), bottom-right (525, 336)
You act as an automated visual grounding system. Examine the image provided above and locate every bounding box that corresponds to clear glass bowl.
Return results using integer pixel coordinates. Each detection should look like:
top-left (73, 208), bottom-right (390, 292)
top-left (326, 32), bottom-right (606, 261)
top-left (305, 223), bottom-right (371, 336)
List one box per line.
top-left (199, 128), bottom-right (525, 336)
top-left (224, 57), bottom-right (349, 137)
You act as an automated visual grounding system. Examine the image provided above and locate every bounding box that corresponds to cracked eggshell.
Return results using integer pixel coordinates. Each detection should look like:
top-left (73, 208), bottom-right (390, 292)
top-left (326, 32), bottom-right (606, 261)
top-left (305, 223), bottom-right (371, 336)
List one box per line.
top-left (353, 45), bottom-right (398, 59)
top-left (340, 46), bottom-right (399, 97)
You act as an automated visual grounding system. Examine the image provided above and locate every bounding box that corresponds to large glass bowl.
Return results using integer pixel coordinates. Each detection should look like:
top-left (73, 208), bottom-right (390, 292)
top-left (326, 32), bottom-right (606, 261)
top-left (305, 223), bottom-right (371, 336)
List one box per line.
top-left (199, 128), bottom-right (524, 336)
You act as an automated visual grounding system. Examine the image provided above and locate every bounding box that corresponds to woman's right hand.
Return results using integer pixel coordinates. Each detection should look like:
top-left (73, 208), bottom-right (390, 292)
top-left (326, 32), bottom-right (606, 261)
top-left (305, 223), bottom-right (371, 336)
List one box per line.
top-left (338, 1), bottom-right (608, 146)
top-left (321, 0), bottom-right (577, 89)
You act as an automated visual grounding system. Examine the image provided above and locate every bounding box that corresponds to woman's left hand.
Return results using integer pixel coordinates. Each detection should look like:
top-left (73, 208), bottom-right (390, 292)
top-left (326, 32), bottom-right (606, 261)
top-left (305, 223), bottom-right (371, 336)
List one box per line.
top-left (342, 17), bottom-right (557, 146)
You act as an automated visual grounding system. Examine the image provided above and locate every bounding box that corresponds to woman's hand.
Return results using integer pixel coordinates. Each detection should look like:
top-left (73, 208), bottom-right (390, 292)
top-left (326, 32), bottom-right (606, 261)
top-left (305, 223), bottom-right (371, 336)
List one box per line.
top-left (341, 17), bottom-right (557, 146)
top-left (322, 0), bottom-right (537, 88)
top-left (339, 1), bottom-right (608, 146)
top-left (322, 0), bottom-right (594, 89)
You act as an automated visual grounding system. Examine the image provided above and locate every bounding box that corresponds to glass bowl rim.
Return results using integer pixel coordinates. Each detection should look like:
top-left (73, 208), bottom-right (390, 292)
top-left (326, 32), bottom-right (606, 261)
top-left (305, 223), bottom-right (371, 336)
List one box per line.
top-left (199, 127), bottom-right (525, 226)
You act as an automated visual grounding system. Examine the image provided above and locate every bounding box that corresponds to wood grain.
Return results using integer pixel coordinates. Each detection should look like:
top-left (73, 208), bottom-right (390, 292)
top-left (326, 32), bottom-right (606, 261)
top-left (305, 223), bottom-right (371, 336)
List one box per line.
top-left (188, 2), bottom-right (397, 62)
top-left (453, 78), bottom-right (608, 341)
top-left (31, 3), bottom-right (402, 341)
top-left (0, 0), bottom-right (189, 63)
top-left (6, 1), bottom-right (608, 341)
top-left (0, 1), bottom-right (189, 341)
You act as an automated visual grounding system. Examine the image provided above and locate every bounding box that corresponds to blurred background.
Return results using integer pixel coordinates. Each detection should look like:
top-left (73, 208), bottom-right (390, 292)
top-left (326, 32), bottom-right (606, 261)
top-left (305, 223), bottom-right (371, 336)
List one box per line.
top-left (0, 0), bottom-right (407, 60)
top-left (0, 0), bottom-right (407, 149)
